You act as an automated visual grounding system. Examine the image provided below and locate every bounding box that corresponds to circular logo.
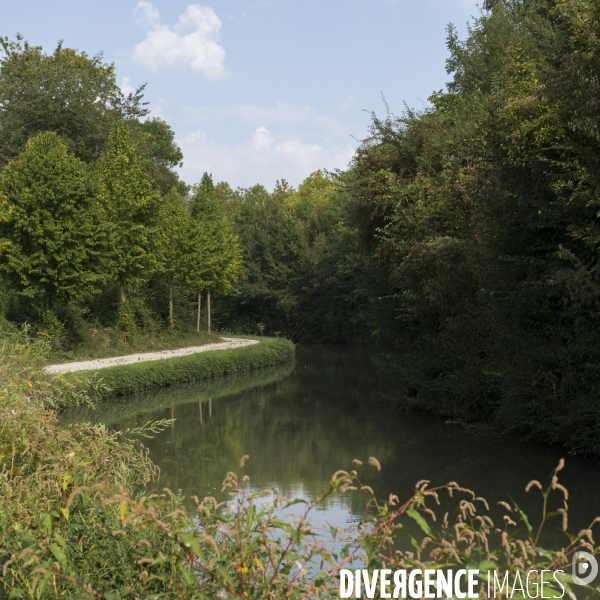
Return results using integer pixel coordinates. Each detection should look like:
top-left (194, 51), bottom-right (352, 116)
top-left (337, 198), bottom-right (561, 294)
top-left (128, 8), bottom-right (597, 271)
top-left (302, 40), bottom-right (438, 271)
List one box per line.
top-left (572, 551), bottom-right (598, 586)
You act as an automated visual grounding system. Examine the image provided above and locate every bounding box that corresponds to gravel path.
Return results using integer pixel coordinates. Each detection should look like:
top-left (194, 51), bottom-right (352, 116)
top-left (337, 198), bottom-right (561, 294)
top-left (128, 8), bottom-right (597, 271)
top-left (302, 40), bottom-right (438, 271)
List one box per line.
top-left (43, 337), bottom-right (259, 374)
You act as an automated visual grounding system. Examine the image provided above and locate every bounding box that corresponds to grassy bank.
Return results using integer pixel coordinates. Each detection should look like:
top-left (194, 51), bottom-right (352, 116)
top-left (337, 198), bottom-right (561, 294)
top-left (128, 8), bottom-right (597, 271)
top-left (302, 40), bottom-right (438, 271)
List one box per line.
top-left (63, 336), bottom-right (295, 401)
top-left (1, 329), bottom-right (599, 598)
top-left (47, 328), bottom-right (221, 364)
top-left (62, 358), bottom-right (296, 424)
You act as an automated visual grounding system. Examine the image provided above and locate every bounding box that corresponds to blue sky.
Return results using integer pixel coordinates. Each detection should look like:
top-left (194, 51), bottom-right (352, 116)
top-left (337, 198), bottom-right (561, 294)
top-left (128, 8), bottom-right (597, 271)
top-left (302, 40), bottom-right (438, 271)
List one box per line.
top-left (2, 0), bottom-right (481, 189)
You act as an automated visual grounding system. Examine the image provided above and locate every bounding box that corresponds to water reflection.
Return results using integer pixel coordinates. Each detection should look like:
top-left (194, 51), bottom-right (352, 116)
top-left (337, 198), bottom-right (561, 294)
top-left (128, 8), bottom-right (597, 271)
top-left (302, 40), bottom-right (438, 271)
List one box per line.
top-left (65, 346), bottom-right (600, 538)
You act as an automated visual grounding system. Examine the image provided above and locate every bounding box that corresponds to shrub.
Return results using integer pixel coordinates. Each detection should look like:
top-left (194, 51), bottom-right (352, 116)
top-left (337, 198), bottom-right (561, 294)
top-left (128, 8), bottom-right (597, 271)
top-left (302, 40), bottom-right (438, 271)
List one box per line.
top-left (1, 330), bottom-right (598, 598)
top-left (63, 336), bottom-right (295, 402)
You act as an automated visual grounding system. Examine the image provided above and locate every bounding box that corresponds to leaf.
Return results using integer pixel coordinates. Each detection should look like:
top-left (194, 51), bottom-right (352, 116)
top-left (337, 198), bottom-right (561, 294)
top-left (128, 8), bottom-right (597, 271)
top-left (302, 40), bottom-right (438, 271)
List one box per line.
top-left (50, 543), bottom-right (67, 566)
top-left (60, 507), bottom-right (69, 522)
top-left (477, 560), bottom-right (498, 573)
top-left (283, 498), bottom-right (308, 509)
top-left (510, 498), bottom-right (534, 540)
top-left (178, 563), bottom-right (195, 585)
top-left (9, 589), bottom-right (25, 599)
top-left (177, 532), bottom-right (206, 561)
top-left (41, 512), bottom-right (52, 532)
top-left (406, 508), bottom-right (435, 537)
top-left (119, 501), bottom-right (128, 525)
top-left (35, 571), bottom-right (53, 598)
top-left (62, 474), bottom-right (72, 492)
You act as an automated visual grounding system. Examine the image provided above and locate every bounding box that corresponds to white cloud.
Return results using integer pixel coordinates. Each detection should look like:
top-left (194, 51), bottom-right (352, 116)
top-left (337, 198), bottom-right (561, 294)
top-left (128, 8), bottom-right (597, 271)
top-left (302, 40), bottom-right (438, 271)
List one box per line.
top-left (182, 102), bottom-right (354, 138)
top-left (251, 126), bottom-right (274, 149)
top-left (120, 76), bottom-right (136, 97)
top-left (135, 0), bottom-right (161, 28)
top-left (177, 126), bottom-right (355, 188)
top-left (184, 103), bottom-right (314, 124)
top-left (132, 2), bottom-right (227, 79)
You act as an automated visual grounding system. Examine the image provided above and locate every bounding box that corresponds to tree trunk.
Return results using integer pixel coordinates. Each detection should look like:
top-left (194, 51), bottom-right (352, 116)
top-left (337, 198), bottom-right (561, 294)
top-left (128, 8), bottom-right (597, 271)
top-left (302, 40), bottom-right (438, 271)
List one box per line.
top-left (196, 289), bottom-right (202, 334)
top-left (120, 279), bottom-right (126, 303)
top-left (207, 288), bottom-right (211, 333)
top-left (168, 278), bottom-right (174, 328)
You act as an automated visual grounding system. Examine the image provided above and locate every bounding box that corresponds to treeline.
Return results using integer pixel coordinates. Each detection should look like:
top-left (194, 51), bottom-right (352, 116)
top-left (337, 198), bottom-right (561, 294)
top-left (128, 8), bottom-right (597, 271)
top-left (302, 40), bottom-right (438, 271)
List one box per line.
top-left (217, 0), bottom-right (600, 454)
top-left (0, 36), bottom-right (239, 345)
top-left (2, 0), bottom-right (600, 452)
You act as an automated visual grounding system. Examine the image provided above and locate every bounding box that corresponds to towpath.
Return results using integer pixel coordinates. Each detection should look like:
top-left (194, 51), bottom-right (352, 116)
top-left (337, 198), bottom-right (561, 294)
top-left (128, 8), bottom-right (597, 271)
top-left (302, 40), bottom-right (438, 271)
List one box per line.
top-left (43, 337), bottom-right (259, 374)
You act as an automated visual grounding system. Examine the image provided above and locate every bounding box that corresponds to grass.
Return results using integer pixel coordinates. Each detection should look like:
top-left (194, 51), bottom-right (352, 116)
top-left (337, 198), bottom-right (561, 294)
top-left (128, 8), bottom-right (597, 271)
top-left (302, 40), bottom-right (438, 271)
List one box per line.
top-left (61, 358), bottom-right (296, 424)
top-left (1, 327), bottom-right (598, 599)
top-left (61, 336), bottom-right (295, 402)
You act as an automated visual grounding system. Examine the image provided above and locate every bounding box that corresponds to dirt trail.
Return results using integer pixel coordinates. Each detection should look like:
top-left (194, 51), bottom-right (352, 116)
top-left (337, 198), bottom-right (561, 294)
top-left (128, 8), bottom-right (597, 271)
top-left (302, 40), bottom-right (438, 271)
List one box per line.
top-left (43, 337), bottom-right (259, 374)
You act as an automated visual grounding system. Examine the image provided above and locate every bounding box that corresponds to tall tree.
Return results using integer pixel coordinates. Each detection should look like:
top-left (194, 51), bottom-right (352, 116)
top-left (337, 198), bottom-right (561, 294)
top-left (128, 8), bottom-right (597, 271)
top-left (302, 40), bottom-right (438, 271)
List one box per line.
top-left (96, 121), bottom-right (160, 304)
top-left (189, 173), bottom-right (241, 332)
top-left (157, 187), bottom-right (192, 328)
top-left (129, 118), bottom-right (186, 197)
top-left (0, 36), bottom-right (147, 167)
top-left (0, 132), bottom-right (109, 310)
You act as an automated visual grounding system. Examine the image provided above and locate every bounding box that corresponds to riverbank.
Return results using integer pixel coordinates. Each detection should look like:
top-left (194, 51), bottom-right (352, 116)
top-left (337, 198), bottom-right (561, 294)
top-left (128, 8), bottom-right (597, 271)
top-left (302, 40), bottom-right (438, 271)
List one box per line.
top-left (61, 336), bottom-right (295, 400)
top-left (44, 337), bottom-right (259, 374)
top-left (1, 334), bottom-right (596, 598)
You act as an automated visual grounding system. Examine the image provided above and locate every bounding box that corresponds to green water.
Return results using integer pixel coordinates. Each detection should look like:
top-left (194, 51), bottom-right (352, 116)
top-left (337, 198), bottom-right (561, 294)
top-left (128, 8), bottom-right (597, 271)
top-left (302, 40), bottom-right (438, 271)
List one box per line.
top-left (64, 345), bottom-right (600, 535)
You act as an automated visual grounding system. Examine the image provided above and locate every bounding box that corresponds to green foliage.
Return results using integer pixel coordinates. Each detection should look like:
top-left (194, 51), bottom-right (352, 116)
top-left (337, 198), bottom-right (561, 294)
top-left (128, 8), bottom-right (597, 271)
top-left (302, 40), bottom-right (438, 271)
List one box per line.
top-left (220, 173), bottom-right (369, 341)
top-left (0, 132), bottom-right (110, 308)
top-left (0, 35), bottom-right (146, 167)
top-left (129, 117), bottom-right (186, 196)
top-left (327, 0), bottom-right (600, 454)
top-left (1, 331), bottom-right (597, 599)
top-left (188, 172), bottom-right (242, 296)
top-left (97, 121), bottom-right (161, 302)
top-left (63, 336), bottom-right (295, 401)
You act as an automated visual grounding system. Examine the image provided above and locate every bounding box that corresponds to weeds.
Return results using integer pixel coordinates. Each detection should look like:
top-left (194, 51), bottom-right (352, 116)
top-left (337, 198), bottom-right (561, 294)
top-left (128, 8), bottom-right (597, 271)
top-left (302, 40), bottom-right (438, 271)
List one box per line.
top-left (0, 328), bottom-right (598, 598)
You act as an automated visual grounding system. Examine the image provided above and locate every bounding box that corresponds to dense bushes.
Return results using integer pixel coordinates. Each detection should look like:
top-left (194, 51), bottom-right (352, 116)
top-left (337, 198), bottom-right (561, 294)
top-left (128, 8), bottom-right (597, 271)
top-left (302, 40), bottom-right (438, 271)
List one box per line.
top-left (1, 329), bottom-right (599, 598)
top-left (208, 0), bottom-right (600, 455)
top-left (64, 336), bottom-right (295, 401)
top-left (334, 0), bottom-right (600, 455)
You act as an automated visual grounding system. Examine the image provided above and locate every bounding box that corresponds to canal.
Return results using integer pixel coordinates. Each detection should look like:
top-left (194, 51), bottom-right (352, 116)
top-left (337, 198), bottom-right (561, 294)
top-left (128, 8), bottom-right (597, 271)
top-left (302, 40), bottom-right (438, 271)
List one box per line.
top-left (64, 345), bottom-right (600, 540)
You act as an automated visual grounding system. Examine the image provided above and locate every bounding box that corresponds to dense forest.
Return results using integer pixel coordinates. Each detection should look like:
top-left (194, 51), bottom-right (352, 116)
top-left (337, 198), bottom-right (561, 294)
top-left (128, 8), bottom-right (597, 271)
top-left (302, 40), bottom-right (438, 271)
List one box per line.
top-left (2, 0), bottom-right (600, 453)
top-left (3, 1), bottom-right (600, 597)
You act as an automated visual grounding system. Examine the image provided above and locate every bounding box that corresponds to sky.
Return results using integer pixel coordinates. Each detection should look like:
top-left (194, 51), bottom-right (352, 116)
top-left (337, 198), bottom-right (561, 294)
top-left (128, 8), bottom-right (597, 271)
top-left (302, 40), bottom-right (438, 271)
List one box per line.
top-left (2, 0), bottom-right (481, 189)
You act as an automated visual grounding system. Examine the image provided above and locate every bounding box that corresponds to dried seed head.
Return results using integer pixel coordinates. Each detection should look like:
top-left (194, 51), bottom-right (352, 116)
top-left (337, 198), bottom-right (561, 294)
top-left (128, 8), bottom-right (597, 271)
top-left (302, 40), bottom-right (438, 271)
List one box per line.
top-left (503, 515), bottom-right (517, 527)
top-left (525, 480), bottom-right (543, 493)
top-left (551, 476), bottom-right (569, 500)
top-left (423, 507), bottom-right (437, 522)
top-left (475, 496), bottom-right (490, 511)
top-left (367, 456), bottom-right (381, 471)
top-left (557, 508), bottom-right (568, 531)
top-left (352, 459), bottom-right (363, 466)
top-left (240, 455), bottom-right (250, 468)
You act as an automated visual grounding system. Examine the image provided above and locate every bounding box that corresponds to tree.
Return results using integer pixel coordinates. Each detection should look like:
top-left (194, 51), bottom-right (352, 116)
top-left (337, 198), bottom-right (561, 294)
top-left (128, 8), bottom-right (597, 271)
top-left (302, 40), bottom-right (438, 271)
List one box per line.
top-left (0, 132), bottom-right (109, 310)
top-left (0, 36), bottom-right (147, 167)
top-left (189, 173), bottom-right (241, 332)
top-left (157, 187), bottom-right (192, 328)
top-left (129, 118), bottom-right (186, 197)
top-left (96, 121), bottom-right (160, 304)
